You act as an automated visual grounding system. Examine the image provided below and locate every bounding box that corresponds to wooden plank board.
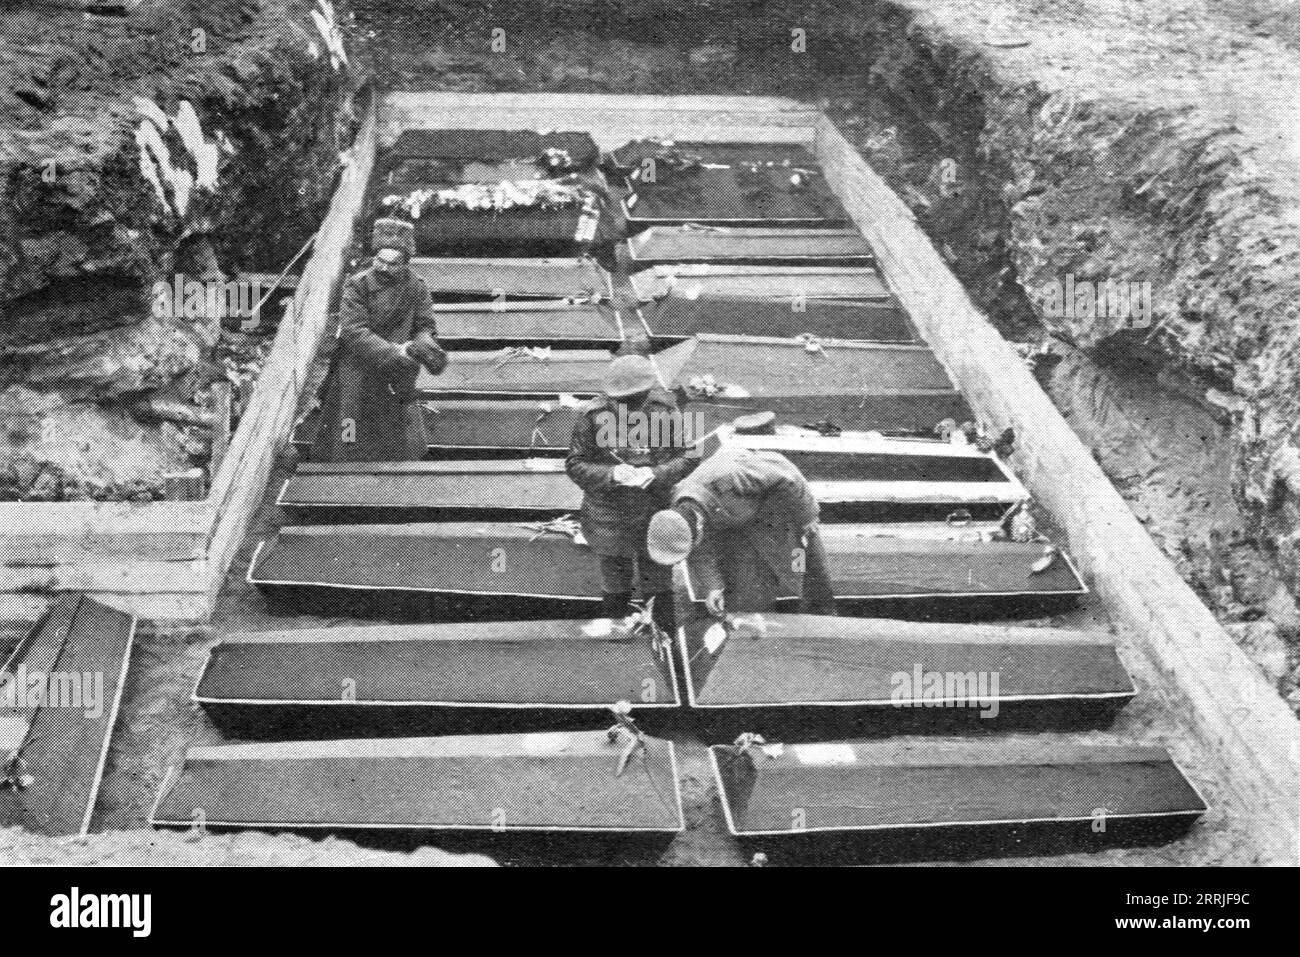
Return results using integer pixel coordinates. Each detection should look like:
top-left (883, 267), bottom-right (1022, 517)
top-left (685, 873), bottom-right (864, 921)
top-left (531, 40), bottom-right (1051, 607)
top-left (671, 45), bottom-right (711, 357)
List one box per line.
top-left (195, 620), bottom-right (677, 710)
top-left (428, 302), bottom-right (624, 349)
top-left (409, 257), bottom-right (608, 301)
top-left (679, 612), bottom-right (1132, 709)
top-left (201, 101), bottom-right (381, 621)
top-left (1, 596), bottom-right (135, 836)
top-left (711, 738), bottom-right (1206, 836)
top-left (151, 732), bottom-right (685, 833)
top-left (379, 92), bottom-right (820, 151)
top-left (626, 226), bottom-right (876, 267)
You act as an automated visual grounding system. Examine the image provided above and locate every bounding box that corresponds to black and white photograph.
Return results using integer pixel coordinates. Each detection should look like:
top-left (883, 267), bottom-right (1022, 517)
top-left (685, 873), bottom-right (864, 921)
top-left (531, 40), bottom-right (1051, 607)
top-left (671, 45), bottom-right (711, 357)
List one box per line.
top-left (0, 0), bottom-right (1291, 914)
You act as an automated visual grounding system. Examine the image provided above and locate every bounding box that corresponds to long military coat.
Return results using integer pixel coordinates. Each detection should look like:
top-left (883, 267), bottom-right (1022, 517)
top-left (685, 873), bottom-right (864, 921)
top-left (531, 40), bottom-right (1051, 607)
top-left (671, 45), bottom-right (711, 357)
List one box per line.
top-left (312, 265), bottom-right (438, 462)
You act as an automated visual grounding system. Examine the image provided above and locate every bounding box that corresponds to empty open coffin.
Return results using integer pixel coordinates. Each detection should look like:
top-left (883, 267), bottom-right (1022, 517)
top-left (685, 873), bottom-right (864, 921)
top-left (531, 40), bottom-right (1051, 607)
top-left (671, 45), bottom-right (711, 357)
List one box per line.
top-left (0, 595), bottom-right (136, 837)
top-left (612, 141), bottom-right (848, 227)
top-left (626, 226), bottom-right (876, 268)
top-left (710, 737), bottom-right (1207, 863)
top-left (151, 731), bottom-right (684, 844)
top-left (409, 257), bottom-right (610, 303)
top-left (429, 302), bottom-right (628, 350)
top-left (677, 612), bottom-right (1134, 738)
top-left (249, 522), bottom-right (1085, 620)
top-left (193, 619), bottom-right (679, 737)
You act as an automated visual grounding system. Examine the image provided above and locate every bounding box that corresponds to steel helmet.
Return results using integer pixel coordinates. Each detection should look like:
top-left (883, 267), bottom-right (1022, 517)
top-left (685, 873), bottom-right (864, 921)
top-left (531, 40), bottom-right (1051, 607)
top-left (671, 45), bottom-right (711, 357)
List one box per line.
top-left (647, 508), bottom-right (694, 565)
top-left (603, 354), bottom-right (659, 398)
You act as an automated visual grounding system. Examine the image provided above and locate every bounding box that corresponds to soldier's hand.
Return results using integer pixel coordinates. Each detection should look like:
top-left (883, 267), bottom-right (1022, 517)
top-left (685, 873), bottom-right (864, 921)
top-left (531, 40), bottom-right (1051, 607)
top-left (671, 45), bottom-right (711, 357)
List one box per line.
top-left (704, 589), bottom-right (726, 617)
top-left (408, 336), bottom-right (447, 376)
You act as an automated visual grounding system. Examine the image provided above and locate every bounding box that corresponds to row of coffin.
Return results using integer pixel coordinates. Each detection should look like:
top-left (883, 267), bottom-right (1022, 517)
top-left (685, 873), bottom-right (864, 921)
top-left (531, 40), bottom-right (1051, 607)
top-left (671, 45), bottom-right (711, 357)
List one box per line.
top-left (406, 252), bottom-right (899, 348)
top-left (377, 133), bottom-right (860, 255)
top-left (161, 611), bottom-right (1206, 859)
top-left (150, 135), bottom-right (1206, 859)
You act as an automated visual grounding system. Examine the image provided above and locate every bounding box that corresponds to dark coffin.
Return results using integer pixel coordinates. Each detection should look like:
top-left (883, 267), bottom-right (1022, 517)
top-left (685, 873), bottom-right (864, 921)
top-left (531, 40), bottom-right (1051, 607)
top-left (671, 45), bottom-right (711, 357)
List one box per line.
top-left (808, 528), bottom-right (1088, 618)
top-left (277, 459), bottom-right (582, 522)
top-left (678, 612), bottom-right (1134, 738)
top-left (430, 302), bottom-right (625, 349)
top-left (249, 521), bottom-right (605, 619)
top-left (640, 294), bottom-right (914, 343)
top-left (607, 140), bottom-right (822, 172)
top-left (194, 619), bottom-right (679, 737)
top-left (293, 399), bottom-right (583, 458)
top-left (409, 205), bottom-right (596, 258)
top-left (151, 732), bottom-right (685, 843)
top-left (390, 129), bottom-right (599, 167)
top-left (425, 398), bottom-right (582, 454)
top-left (656, 334), bottom-right (953, 396)
top-left (249, 523), bottom-right (1084, 620)
top-left (615, 141), bottom-right (848, 227)
top-left (626, 226), bottom-right (876, 268)
top-left (409, 256), bottom-right (609, 302)
top-left (629, 265), bottom-right (893, 302)
top-left (710, 738), bottom-right (1206, 863)
top-left (707, 428), bottom-right (1027, 522)
top-left (420, 348), bottom-right (616, 396)
top-left (655, 334), bottom-right (971, 434)
top-left (1, 595), bottom-right (136, 837)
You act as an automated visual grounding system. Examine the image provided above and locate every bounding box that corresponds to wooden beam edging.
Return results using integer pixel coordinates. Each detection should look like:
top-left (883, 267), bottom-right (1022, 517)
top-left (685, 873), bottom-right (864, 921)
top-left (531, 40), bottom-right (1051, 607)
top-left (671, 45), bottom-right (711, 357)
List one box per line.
top-left (814, 115), bottom-right (1300, 864)
top-left (201, 98), bottom-right (379, 615)
top-left (379, 92), bottom-right (820, 150)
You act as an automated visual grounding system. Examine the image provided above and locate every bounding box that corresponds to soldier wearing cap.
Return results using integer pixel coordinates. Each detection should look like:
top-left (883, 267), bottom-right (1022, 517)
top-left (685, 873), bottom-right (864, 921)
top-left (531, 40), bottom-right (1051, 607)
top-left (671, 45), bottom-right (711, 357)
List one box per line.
top-left (646, 444), bottom-right (834, 617)
top-left (312, 217), bottom-right (448, 462)
top-left (566, 354), bottom-right (700, 633)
